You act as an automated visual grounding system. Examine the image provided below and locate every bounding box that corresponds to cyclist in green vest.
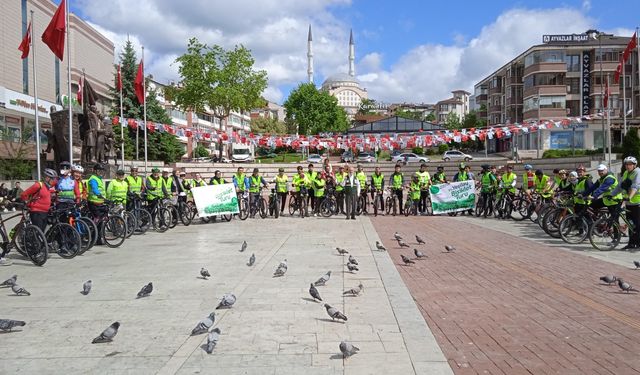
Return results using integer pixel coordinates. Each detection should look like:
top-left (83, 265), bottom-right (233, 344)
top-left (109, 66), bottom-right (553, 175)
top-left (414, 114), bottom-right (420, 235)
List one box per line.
top-left (273, 168), bottom-right (289, 215)
top-left (87, 164), bottom-right (108, 239)
top-left (335, 166), bottom-right (347, 214)
top-left (454, 162), bottom-right (475, 215)
top-left (126, 166), bottom-right (144, 210)
top-left (72, 165), bottom-right (87, 202)
top-left (191, 173), bottom-right (207, 188)
top-left (432, 166), bottom-right (447, 184)
top-left (584, 164), bottom-right (623, 218)
top-left (609, 156), bottom-right (640, 249)
top-left (572, 165), bottom-right (593, 217)
top-left (306, 164), bottom-right (318, 211)
top-left (146, 167), bottom-right (165, 216)
top-left (370, 166), bottom-right (385, 215)
top-left (556, 170), bottom-right (573, 193)
top-left (161, 169), bottom-right (174, 199)
top-left (292, 166), bottom-right (310, 218)
top-left (355, 164), bottom-right (369, 214)
top-left (416, 163), bottom-right (430, 215)
top-left (501, 165), bottom-right (517, 195)
top-left (313, 174), bottom-right (326, 216)
top-left (550, 168), bottom-right (562, 191)
top-left (479, 165), bottom-right (497, 218)
top-left (248, 168), bottom-right (268, 218)
top-left (533, 169), bottom-right (553, 200)
top-left (407, 174), bottom-right (421, 215)
top-left (107, 170), bottom-right (129, 205)
top-left (390, 164), bottom-right (405, 215)
top-left (210, 170), bottom-right (226, 185)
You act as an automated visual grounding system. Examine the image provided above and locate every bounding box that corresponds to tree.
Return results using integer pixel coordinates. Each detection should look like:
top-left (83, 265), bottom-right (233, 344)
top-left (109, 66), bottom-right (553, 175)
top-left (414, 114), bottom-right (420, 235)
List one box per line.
top-left (283, 83), bottom-right (349, 135)
top-left (0, 126), bottom-right (36, 179)
top-left (194, 145), bottom-right (210, 158)
top-left (395, 108), bottom-right (423, 121)
top-left (424, 112), bottom-right (436, 122)
top-left (358, 98), bottom-right (377, 115)
top-left (250, 117), bottom-right (286, 134)
top-left (169, 38), bottom-right (268, 158)
top-left (146, 132), bottom-right (185, 163)
top-left (462, 110), bottom-right (486, 129)
top-left (445, 112), bottom-right (462, 130)
top-left (621, 129), bottom-right (640, 160)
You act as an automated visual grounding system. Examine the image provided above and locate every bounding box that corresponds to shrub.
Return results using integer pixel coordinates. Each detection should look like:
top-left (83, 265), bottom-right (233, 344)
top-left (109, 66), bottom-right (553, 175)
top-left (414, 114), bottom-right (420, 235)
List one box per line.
top-left (438, 144), bottom-right (449, 154)
top-left (411, 147), bottom-right (424, 155)
top-left (378, 151), bottom-right (391, 161)
top-left (425, 148), bottom-right (436, 156)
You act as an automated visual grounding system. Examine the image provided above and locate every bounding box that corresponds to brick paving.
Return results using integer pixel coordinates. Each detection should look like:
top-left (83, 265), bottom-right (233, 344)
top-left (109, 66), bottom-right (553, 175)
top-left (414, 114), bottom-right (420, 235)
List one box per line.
top-left (371, 215), bottom-right (640, 375)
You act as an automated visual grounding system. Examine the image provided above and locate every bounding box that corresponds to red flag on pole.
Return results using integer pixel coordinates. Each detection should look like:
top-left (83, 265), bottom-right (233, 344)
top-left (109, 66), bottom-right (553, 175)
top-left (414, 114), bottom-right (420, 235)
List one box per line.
top-left (117, 64), bottom-right (122, 91)
top-left (623, 32), bottom-right (637, 62)
top-left (134, 59), bottom-right (145, 104)
top-left (604, 77), bottom-right (610, 109)
top-left (41, 0), bottom-right (66, 60)
top-left (77, 76), bottom-right (83, 105)
top-left (614, 56), bottom-right (623, 84)
top-left (18, 22), bottom-right (32, 59)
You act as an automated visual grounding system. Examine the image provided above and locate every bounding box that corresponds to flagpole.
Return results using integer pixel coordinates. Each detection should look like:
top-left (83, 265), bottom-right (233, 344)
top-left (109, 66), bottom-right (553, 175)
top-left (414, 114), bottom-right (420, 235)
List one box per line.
top-left (119, 65), bottom-right (124, 168)
top-left (607, 73), bottom-right (611, 169)
top-left (142, 46), bottom-right (147, 174)
top-left (30, 11), bottom-right (41, 181)
top-left (623, 56), bottom-right (627, 136)
top-left (65, 0), bottom-right (73, 164)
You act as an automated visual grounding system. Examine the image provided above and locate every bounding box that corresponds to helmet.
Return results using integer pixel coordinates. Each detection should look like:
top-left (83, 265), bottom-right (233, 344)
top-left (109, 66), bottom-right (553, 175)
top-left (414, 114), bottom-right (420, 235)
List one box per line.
top-left (458, 162), bottom-right (466, 169)
top-left (59, 161), bottom-right (71, 169)
top-left (151, 167), bottom-right (160, 173)
top-left (481, 164), bottom-right (490, 170)
top-left (624, 156), bottom-right (638, 165)
top-left (116, 169), bottom-right (125, 175)
top-left (558, 169), bottom-right (567, 174)
top-left (94, 163), bottom-right (104, 171)
top-left (524, 164), bottom-right (533, 170)
top-left (569, 171), bottom-right (578, 179)
top-left (535, 169), bottom-right (543, 175)
top-left (437, 165), bottom-right (444, 170)
top-left (130, 166), bottom-right (138, 171)
top-left (44, 168), bottom-right (58, 178)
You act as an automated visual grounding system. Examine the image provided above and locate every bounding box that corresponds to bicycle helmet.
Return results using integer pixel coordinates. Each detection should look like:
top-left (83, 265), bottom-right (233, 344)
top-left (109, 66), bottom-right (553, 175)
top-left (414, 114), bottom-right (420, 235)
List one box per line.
top-left (569, 171), bottom-right (578, 179)
top-left (624, 156), bottom-right (638, 165)
top-left (535, 169), bottom-right (543, 176)
top-left (72, 164), bottom-right (84, 173)
top-left (59, 161), bottom-right (72, 169)
top-left (481, 164), bottom-right (490, 170)
top-left (116, 169), bottom-right (125, 175)
top-left (94, 163), bottom-right (105, 170)
top-left (524, 164), bottom-right (533, 170)
top-left (44, 168), bottom-right (58, 178)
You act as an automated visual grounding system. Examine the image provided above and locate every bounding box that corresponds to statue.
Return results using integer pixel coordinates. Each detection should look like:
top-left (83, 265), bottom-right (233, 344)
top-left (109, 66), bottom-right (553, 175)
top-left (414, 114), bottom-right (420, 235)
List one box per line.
top-left (104, 130), bottom-right (116, 166)
top-left (82, 105), bottom-right (100, 163)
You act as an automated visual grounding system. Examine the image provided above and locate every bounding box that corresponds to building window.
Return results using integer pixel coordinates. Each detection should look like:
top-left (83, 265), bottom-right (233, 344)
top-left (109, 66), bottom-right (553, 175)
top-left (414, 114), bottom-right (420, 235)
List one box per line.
top-left (550, 131), bottom-right (584, 149)
top-left (440, 104), bottom-right (448, 111)
top-left (595, 49), bottom-right (620, 63)
top-left (524, 50), bottom-right (565, 67)
top-left (523, 73), bottom-right (565, 89)
top-left (566, 77), bottom-right (580, 94)
top-left (566, 100), bottom-right (581, 116)
top-left (565, 54), bottom-right (580, 72)
top-left (539, 96), bottom-right (566, 109)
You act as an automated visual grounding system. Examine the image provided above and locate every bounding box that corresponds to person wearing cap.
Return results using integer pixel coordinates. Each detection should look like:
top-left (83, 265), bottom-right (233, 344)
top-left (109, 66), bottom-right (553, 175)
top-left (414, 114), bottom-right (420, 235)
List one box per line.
top-left (556, 170), bottom-right (573, 193)
top-left (161, 169), bottom-right (174, 199)
top-left (126, 166), bottom-right (144, 200)
top-left (370, 166), bottom-right (385, 215)
top-left (431, 165), bottom-right (447, 184)
top-left (416, 163), bottom-right (430, 215)
top-left (572, 165), bottom-right (593, 217)
top-left (609, 156), bottom-right (640, 249)
top-left (248, 168), bottom-right (268, 218)
top-left (335, 165), bottom-right (347, 214)
top-left (306, 164), bottom-right (318, 211)
top-left (390, 164), bottom-right (404, 215)
top-left (533, 169), bottom-right (553, 200)
top-left (145, 167), bottom-right (165, 216)
top-left (87, 164), bottom-right (107, 223)
top-left (479, 165), bottom-right (497, 217)
top-left (273, 168), bottom-right (288, 215)
top-left (584, 164), bottom-right (623, 216)
top-left (522, 164), bottom-right (535, 198)
top-left (56, 161), bottom-right (80, 205)
top-left (107, 170), bottom-right (129, 205)
top-left (501, 165), bottom-right (517, 195)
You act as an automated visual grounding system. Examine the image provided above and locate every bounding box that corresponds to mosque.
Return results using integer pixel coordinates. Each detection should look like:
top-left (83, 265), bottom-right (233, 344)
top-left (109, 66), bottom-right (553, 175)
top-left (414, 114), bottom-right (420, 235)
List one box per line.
top-left (307, 26), bottom-right (368, 119)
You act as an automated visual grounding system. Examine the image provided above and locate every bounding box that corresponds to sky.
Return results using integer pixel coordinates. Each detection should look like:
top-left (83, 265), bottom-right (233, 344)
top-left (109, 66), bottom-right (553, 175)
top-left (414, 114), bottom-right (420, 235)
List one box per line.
top-left (71, 0), bottom-right (638, 105)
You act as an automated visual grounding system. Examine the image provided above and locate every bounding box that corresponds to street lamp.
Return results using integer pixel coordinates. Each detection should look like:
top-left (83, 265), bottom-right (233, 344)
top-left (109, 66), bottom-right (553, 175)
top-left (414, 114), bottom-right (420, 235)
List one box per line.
top-left (534, 95), bottom-right (541, 158)
top-left (587, 29), bottom-right (606, 164)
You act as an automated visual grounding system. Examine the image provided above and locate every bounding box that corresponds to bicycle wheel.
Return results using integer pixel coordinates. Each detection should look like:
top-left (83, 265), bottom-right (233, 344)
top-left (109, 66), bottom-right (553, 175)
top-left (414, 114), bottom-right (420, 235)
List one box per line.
top-left (238, 198), bottom-right (249, 221)
top-left (258, 198), bottom-right (268, 219)
top-left (289, 196), bottom-right (297, 215)
top-left (356, 196), bottom-right (365, 216)
top-left (475, 195), bottom-right (485, 217)
top-left (542, 208), bottom-right (563, 238)
top-left (385, 197), bottom-right (392, 215)
top-left (11, 222), bottom-right (28, 257)
top-left (319, 199), bottom-right (332, 217)
top-left (273, 197), bottom-right (280, 219)
top-left (179, 202), bottom-right (193, 226)
top-left (134, 208), bottom-right (152, 234)
top-left (404, 200), bottom-right (412, 217)
top-left (509, 198), bottom-right (529, 221)
top-left (153, 207), bottom-right (171, 233)
top-left (47, 223), bottom-right (80, 259)
top-left (79, 217), bottom-right (98, 249)
top-left (103, 215), bottom-right (126, 248)
top-left (73, 218), bottom-right (93, 255)
top-left (167, 205), bottom-right (179, 229)
top-left (23, 225), bottom-right (48, 266)
top-left (589, 216), bottom-right (621, 251)
top-left (123, 211), bottom-right (137, 239)
top-left (559, 214), bottom-right (588, 244)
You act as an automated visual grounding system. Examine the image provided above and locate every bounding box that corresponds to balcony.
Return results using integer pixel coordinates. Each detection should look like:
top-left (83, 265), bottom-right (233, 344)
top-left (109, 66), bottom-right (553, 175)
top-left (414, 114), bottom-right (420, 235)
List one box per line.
top-left (489, 104), bottom-right (502, 113)
top-left (590, 61), bottom-right (621, 73)
top-left (476, 94), bottom-right (488, 103)
top-left (523, 85), bottom-right (567, 99)
top-left (523, 62), bottom-right (567, 77)
top-left (507, 76), bottom-right (523, 85)
top-left (523, 108), bottom-right (568, 120)
top-left (488, 86), bottom-right (503, 95)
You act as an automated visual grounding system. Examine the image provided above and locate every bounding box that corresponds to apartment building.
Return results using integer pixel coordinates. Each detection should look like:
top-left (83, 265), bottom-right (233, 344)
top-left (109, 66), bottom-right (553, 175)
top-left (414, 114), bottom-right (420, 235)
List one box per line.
top-left (474, 33), bottom-right (638, 153)
top-left (434, 90), bottom-right (470, 124)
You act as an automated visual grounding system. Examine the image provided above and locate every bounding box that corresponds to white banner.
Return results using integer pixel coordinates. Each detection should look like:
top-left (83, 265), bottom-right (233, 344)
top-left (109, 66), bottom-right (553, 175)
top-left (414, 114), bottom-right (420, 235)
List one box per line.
top-left (191, 183), bottom-right (239, 217)
top-left (429, 180), bottom-right (476, 214)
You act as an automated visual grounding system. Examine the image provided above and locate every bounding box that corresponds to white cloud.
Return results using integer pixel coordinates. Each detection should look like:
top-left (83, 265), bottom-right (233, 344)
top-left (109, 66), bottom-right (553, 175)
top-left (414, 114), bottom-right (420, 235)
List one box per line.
top-left (582, 0), bottom-right (592, 12)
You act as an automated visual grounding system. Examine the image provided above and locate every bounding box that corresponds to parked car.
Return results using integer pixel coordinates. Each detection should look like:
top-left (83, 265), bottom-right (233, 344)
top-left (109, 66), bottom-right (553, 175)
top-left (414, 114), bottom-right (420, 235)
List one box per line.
top-left (341, 151), bottom-right (355, 163)
top-left (307, 154), bottom-right (324, 164)
top-left (357, 152), bottom-right (376, 163)
top-left (442, 150), bottom-right (473, 162)
top-left (391, 153), bottom-right (429, 164)
top-left (390, 150), bottom-right (402, 158)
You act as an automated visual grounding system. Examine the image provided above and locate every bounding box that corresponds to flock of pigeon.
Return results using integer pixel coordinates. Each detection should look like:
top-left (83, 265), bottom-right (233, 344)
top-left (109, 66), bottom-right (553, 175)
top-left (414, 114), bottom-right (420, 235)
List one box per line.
top-left (599, 260), bottom-right (640, 293)
top-left (378, 232), bottom-right (456, 269)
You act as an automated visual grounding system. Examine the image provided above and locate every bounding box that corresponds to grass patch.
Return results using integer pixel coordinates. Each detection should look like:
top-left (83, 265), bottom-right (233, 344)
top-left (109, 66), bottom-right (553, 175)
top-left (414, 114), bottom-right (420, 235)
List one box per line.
top-left (256, 153), bottom-right (304, 163)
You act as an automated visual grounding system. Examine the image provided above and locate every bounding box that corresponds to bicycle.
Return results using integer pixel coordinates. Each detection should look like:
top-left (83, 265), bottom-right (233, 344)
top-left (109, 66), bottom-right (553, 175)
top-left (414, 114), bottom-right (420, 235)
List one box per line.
top-left (268, 188), bottom-right (280, 218)
top-left (288, 188), bottom-right (309, 218)
top-left (403, 195), bottom-right (419, 217)
top-left (127, 193), bottom-right (152, 234)
top-left (248, 188), bottom-right (267, 219)
top-left (558, 206), bottom-right (606, 244)
top-left (176, 192), bottom-right (195, 225)
top-left (46, 206), bottom-right (82, 259)
top-left (318, 186), bottom-right (339, 218)
top-left (89, 201), bottom-right (127, 248)
top-left (475, 189), bottom-right (495, 218)
top-left (110, 200), bottom-right (137, 239)
top-left (386, 188), bottom-right (402, 216)
top-left (159, 197), bottom-right (179, 229)
top-left (588, 205), bottom-right (633, 251)
top-left (2, 204), bottom-right (48, 266)
top-left (372, 188), bottom-right (386, 217)
top-left (144, 197), bottom-right (172, 233)
top-left (356, 184), bottom-right (370, 216)
top-left (493, 188), bottom-right (514, 219)
top-left (237, 191), bottom-right (250, 221)
top-left (63, 203), bottom-right (95, 254)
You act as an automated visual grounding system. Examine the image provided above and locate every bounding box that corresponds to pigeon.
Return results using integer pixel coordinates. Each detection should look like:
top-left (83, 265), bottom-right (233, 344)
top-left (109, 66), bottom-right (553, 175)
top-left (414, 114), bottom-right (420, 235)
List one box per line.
top-left (11, 284), bottom-right (30, 296)
top-left (414, 249), bottom-right (427, 259)
top-left (415, 235), bottom-right (425, 245)
top-left (191, 312), bottom-right (216, 335)
top-left (309, 283), bottom-right (322, 302)
top-left (348, 255), bottom-right (358, 265)
top-left (247, 253), bottom-right (256, 267)
top-left (336, 247), bottom-right (349, 255)
top-left (1, 275), bottom-right (17, 288)
top-left (634, 261), bottom-right (640, 269)
top-left (346, 262), bottom-right (359, 272)
top-left (205, 328), bottom-right (221, 354)
top-left (397, 239), bottom-right (409, 248)
top-left (339, 341), bottom-right (360, 358)
top-left (393, 232), bottom-right (403, 241)
top-left (375, 241), bottom-right (386, 251)
top-left (273, 261), bottom-right (288, 277)
top-left (200, 268), bottom-right (211, 279)
top-left (92, 322), bottom-right (120, 343)
top-left (82, 280), bottom-right (92, 295)
top-left (240, 240), bottom-right (247, 252)
top-left (324, 304), bottom-right (347, 322)
top-left (136, 282), bottom-right (153, 298)
top-left (618, 278), bottom-right (638, 293)
top-left (343, 283), bottom-right (364, 296)
top-left (278, 259), bottom-right (288, 269)
top-left (401, 255), bottom-right (415, 265)
top-left (216, 293), bottom-right (236, 309)
top-left (445, 245), bottom-right (456, 252)
top-left (0, 319), bottom-right (26, 332)
top-left (599, 275), bottom-right (617, 285)
top-left (314, 271), bottom-right (331, 286)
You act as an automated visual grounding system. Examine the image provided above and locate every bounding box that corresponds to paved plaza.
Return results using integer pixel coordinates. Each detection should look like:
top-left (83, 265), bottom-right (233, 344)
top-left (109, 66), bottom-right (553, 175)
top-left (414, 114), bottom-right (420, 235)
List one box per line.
top-left (0, 216), bottom-right (451, 375)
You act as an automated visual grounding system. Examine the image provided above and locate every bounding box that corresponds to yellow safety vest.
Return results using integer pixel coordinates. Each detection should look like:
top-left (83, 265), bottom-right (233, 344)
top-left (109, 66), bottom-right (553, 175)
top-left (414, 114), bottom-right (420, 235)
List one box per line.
top-left (107, 179), bottom-right (128, 203)
top-left (87, 175), bottom-right (105, 204)
top-left (146, 176), bottom-right (164, 201)
top-left (275, 175), bottom-right (288, 193)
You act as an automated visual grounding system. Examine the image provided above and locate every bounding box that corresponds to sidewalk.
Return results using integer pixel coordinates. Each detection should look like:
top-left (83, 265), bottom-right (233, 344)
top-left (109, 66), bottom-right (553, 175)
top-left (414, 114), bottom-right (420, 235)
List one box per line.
top-left (0, 216), bottom-right (451, 374)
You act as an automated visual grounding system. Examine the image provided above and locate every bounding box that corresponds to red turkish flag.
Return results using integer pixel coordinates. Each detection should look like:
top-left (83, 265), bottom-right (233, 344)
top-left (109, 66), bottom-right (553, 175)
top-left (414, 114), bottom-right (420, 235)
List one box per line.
top-left (604, 78), bottom-right (610, 108)
top-left (41, 0), bottom-right (66, 60)
top-left (18, 22), bottom-right (31, 59)
top-left (623, 32), bottom-right (637, 63)
top-left (134, 59), bottom-right (145, 104)
top-left (77, 76), bottom-right (83, 105)
top-left (117, 64), bottom-right (122, 91)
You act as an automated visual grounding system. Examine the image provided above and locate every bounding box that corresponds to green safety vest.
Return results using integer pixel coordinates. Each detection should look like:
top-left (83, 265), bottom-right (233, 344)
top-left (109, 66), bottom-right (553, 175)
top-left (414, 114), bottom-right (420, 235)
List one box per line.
top-left (249, 175), bottom-right (262, 193)
top-left (191, 179), bottom-right (207, 187)
top-left (210, 178), bottom-right (226, 185)
top-left (553, 176), bottom-right (562, 187)
top-left (77, 179), bottom-right (87, 199)
top-left (392, 173), bottom-right (403, 189)
top-left (305, 171), bottom-right (318, 190)
top-left (335, 173), bottom-right (346, 191)
top-left (146, 176), bottom-right (164, 201)
top-left (534, 175), bottom-right (552, 198)
top-left (356, 171), bottom-right (367, 187)
top-left (275, 175), bottom-right (288, 193)
top-left (573, 176), bottom-right (591, 205)
top-left (599, 173), bottom-right (623, 206)
top-left (432, 172), bottom-right (446, 183)
top-left (409, 182), bottom-right (421, 200)
top-left (314, 178), bottom-right (325, 197)
top-left (372, 173), bottom-right (384, 190)
top-left (107, 179), bottom-right (128, 203)
top-left (292, 174), bottom-right (309, 192)
top-left (87, 175), bottom-right (105, 204)
top-left (480, 173), bottom-right (495, 193)
top-left (234, 173), bottom-right (246, 191)
top-left (126, 175), bottom-right (143, 194)
top-left (502, 172), bottom-right (516, 193)
top-left (163, 176), bottom-right (173, 195)
top-left (621, 169), bottom-right (640, 204)
top-left (417, 171), bottom-right (430, 189)
top-left (456, 171), bottom-right (468, 181)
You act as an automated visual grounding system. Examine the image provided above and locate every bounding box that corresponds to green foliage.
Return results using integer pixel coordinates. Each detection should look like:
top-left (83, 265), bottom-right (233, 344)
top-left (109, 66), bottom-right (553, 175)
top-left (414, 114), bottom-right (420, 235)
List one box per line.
top-left (145, 132), bottom-right (185, 163)
top-left (462, 111), bottom-right (485, 129)
top-left (283, 83), bottom-right (349, 135)
top-left (621, 129), bottom-right (640, 161)
top-left (377, 151), bottom-right (391, 161)
top-left (424, 112), bottom-right (436, 122)
top-left (113, 124), bottom-right (136, 160)
top-left (250, 117), bottom-right (286, 134)
top-left (411, 147), bottom-right (424, 155)
top-left (358, 98), bottom-right (377, 115)
top-left (0, 125), bottom-right (36, 179)
top-left (438, 144), bottom-right (449, 154)
top-left (541, 149), bottom-right (602, 158)
top-left (425, 148), bottom-right (436, 156)
top-left (395, 108), bottom-right (423, 121)
top-left (194, 145), bottom-right (210, 158)
top-left (444, 112), bottom-right (462, 130)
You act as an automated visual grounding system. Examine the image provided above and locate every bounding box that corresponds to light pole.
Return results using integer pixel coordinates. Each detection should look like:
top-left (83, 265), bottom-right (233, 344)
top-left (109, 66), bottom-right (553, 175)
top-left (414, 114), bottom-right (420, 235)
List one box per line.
top-left (587, 29), bottom-right (605, 163)
top-left (535, 95), bottom-right (541, 158)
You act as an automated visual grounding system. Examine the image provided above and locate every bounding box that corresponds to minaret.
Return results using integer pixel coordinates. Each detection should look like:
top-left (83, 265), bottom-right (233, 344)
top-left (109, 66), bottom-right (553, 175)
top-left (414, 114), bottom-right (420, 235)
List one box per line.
top-left (307, 25), bottom-right (314, 84)
top-left (348, 29), bottom-right (355, 77)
